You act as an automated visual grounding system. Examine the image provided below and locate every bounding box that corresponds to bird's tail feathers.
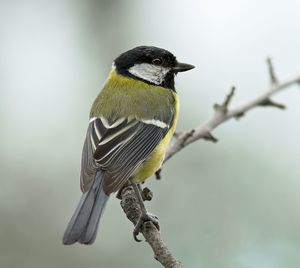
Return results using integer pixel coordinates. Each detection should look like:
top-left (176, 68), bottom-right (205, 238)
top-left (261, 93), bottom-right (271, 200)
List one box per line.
top-left (63, 171), bottom-right (109, 245)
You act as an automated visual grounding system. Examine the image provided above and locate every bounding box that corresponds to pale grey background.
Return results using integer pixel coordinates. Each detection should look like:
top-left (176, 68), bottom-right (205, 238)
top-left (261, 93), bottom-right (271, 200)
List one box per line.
top-left (1, 0), bottom-right (300, 267)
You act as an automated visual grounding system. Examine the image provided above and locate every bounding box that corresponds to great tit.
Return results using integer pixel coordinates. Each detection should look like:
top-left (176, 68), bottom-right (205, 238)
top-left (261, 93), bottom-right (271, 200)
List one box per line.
top-left (63, 46), bottom-right (194, 245)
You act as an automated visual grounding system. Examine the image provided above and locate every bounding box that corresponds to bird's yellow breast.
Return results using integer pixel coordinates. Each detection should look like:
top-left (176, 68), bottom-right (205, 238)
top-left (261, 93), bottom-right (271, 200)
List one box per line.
top-left (131, 92), bottom-right (179, 183)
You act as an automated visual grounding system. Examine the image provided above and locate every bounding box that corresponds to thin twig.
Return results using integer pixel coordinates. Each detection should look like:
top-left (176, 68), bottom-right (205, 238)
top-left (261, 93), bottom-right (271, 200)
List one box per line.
top-left (155, 169), bottom-right (162, 180)
top-left (258, 98), bottom-right (286, 109)
top-left (267, 57), bottom-right (279, 85)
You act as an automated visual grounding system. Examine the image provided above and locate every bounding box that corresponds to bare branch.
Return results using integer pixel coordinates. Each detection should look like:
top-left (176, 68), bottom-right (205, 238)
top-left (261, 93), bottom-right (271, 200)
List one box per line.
top-left (120, 186), bottom-right (182, 268)
top-left (213, 86), bottom-right (236, 114)
top-left (164, 74), bottom-right (300, 162)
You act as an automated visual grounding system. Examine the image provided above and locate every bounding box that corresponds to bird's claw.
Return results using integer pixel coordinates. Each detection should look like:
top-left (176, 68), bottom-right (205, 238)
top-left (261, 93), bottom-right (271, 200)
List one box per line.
top-left (133, 213), bottom-right (160, 242)
top-left (141, 187), bottom-right (153, 201)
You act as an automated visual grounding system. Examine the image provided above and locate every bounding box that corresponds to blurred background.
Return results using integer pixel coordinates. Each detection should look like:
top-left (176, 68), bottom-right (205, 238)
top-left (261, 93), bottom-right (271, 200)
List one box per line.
top-left (1, 0), bottom-right (300, 267)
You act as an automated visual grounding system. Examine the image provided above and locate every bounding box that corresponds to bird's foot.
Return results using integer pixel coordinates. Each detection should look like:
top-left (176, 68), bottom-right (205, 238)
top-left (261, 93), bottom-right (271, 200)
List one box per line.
top-left (141, 187), bottom-right (153, 201)
top-left (133, 212), bottom-right (160, 242)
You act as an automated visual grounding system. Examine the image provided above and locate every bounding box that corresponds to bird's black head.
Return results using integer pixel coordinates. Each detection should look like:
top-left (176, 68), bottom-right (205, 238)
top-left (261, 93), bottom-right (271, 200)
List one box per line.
top-left (114, 46), bottom-right (194, 90)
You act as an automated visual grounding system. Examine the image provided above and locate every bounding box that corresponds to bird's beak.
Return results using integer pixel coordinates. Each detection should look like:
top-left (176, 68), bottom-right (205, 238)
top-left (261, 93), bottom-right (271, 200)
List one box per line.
top-left (172, 62), bottom-right (195, 73)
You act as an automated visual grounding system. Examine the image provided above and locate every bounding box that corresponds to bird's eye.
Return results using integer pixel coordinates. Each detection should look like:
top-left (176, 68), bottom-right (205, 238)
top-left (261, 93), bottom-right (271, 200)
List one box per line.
top-left (152, 58), bottom-right (162, 65)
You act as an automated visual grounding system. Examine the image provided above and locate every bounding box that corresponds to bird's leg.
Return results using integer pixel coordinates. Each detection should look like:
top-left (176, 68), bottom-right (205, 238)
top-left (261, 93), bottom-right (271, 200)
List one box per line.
top-left (116, 182), bottom-right (130, 200)
top-left (132, 183), bottom-right (160, 242)
top-left (116, 183), bottom-right (152, 201)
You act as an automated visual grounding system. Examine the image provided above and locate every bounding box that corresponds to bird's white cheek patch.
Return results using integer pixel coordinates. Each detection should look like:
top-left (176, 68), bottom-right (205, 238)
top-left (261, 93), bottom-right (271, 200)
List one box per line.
top-left (128, 63), bottom-right (170, 85)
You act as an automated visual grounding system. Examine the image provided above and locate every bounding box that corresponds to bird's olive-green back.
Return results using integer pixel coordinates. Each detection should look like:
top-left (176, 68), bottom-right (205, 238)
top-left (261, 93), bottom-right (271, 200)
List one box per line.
top-left (90, 69), bottom-right (175, 122)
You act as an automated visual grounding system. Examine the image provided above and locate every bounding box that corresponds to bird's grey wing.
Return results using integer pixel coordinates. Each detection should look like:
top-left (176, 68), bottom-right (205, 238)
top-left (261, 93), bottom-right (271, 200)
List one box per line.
top-left (80, 115), bottom-right (173, 194)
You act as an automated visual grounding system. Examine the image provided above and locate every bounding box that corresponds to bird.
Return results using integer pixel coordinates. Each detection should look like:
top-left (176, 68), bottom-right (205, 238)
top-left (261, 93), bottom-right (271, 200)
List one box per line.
top-left (62, 46), bottom-right (194, 245)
